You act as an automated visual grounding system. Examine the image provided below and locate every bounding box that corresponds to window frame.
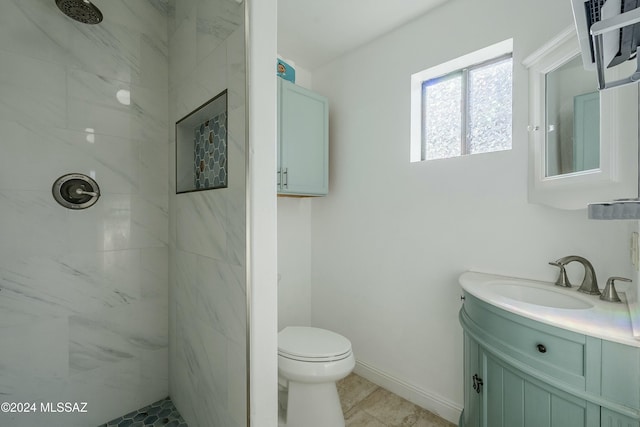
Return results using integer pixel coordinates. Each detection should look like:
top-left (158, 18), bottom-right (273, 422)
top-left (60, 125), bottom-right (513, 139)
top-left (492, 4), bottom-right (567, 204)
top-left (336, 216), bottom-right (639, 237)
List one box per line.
top-left (421, 53), bottom-right (512, 161)
top-left (410, 39), bottom-right (514, 163)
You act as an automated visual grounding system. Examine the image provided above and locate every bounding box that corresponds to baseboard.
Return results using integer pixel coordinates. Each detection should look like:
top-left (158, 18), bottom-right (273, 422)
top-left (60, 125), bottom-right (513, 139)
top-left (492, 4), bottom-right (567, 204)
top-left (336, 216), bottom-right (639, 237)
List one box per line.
top-left (354, 359), bottom-right (462, 425)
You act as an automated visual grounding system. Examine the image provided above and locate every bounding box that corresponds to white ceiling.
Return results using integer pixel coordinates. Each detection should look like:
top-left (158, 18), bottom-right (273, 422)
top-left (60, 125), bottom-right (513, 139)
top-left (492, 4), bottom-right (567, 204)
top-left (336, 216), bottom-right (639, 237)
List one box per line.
top-left (277, 0), bottom-right (450, 70)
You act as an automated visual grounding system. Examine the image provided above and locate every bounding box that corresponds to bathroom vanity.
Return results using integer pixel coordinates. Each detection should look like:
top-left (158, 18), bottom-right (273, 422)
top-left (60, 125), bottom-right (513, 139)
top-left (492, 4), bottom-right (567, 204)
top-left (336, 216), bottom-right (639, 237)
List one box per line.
top-left (459, 271), bottom-right (640, 427)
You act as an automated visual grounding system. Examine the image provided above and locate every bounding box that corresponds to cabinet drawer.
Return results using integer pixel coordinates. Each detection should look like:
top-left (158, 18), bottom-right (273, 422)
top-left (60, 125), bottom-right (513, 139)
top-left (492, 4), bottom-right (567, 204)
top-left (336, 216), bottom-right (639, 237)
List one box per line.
top-left (464, 294), bottom-right (586, 387)
top-left (499, 318), bottom-right (584, 377)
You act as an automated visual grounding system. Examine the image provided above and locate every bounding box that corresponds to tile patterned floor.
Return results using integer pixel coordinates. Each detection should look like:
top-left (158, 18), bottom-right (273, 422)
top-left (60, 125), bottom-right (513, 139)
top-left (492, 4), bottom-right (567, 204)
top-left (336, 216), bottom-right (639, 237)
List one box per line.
top-left (102, 374), bottom-right (453, 427)
top-left (99, 397), bottom-right (187, 427)
top-left (337, 374), bottom-right (457, 427)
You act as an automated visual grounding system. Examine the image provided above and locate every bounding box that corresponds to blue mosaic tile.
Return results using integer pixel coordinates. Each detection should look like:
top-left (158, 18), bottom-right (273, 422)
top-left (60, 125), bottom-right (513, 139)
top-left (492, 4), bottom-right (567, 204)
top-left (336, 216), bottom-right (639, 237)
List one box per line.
top-left (194, 111), bottom-right (228, 190)
top-left (99, 397), bottom-right (188, 427)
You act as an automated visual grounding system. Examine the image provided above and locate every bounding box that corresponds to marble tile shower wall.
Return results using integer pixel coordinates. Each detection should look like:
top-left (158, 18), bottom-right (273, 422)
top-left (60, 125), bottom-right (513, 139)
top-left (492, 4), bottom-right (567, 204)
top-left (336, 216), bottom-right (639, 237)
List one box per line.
top-left (167, 1), bottom-right (246, 427)
top-left (0, 1), bottom-right (169, 426)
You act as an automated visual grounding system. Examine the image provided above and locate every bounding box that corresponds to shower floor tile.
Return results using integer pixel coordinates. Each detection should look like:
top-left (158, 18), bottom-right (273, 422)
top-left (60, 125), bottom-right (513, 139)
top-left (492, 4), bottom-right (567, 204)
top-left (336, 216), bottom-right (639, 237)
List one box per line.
top-left (99, 397), bottom-right (188, 427)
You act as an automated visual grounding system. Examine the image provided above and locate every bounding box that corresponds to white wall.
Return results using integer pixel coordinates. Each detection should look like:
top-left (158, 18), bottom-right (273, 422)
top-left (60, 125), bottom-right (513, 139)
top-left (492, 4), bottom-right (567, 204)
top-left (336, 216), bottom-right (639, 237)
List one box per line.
top-left (278, 197), bottom-right (312, 329)
top-left (305, 0), bottom-right (636, 423)
top-left (167, 1), bottom-right (247, 426)
top-left (276, 61), bottom-right (314, 330)
top-left (0, 1), bottom-right (169, 426)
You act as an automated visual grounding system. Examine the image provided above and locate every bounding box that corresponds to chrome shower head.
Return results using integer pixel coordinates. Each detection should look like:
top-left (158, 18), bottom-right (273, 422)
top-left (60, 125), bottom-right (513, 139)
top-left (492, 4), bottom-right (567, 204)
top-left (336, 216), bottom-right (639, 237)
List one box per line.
top-left (55, 0), bottom-right (103, 25)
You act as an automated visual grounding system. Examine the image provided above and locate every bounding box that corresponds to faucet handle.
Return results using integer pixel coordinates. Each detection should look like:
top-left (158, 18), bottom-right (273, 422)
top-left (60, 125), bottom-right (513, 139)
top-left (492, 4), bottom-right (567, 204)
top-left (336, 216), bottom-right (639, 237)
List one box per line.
top-left (549, 262), bottom-right (572, 288)
top-left (600, 277), bottom-right (631, 303)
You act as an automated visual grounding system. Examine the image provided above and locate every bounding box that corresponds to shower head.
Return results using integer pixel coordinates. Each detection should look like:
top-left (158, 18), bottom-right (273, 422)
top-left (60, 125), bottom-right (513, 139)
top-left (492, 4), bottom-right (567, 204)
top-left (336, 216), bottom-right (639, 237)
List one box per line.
top-left (55, 0), bottom-right (103, 25)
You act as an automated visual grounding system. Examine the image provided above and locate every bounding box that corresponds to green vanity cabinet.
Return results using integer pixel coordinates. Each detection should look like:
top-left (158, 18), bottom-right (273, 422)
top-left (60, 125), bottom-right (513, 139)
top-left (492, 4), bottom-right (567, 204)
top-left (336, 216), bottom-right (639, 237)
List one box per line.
top-left (459, 293), bottom-right (640, 427)
top-left (277, 78), bottom-right (329, 196)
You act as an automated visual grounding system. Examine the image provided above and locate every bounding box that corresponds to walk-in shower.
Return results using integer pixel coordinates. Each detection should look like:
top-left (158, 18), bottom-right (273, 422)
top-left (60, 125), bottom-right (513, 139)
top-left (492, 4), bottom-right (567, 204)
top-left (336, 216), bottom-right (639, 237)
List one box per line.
top-left (0, 0), bottom-right (248, 425)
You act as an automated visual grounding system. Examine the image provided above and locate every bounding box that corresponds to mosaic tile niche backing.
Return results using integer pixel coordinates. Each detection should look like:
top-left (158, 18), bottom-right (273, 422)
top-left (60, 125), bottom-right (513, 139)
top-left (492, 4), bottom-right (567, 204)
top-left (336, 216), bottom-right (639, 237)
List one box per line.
top-left (194, 111), bottom-right (227, 190)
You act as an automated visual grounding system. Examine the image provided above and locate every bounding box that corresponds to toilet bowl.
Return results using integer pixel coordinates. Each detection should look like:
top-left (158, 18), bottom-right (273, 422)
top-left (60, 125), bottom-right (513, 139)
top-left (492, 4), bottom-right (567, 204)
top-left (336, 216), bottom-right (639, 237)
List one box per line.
top-left (278, 326), bottom-right (355, 427)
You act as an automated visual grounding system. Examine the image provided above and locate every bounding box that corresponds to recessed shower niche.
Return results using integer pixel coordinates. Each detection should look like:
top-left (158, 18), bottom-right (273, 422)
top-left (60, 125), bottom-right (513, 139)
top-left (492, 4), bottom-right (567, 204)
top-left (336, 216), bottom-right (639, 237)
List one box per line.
top-left (176, 90), bottom-right (228, 193)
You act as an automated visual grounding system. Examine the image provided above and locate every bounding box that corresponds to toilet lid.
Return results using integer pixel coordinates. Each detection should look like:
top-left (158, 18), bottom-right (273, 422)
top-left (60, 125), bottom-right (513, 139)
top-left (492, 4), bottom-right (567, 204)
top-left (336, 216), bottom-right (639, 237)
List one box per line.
top-left (278, 327), bottom-right (352, 361)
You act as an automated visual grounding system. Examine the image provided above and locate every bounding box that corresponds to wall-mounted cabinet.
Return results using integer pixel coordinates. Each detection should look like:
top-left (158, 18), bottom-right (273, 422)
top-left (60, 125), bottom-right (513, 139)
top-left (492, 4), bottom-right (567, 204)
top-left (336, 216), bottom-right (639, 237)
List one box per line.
top-left (277, 78), bottom-right (329, 196)
top-left (523, 27), bottom-right (638, 210)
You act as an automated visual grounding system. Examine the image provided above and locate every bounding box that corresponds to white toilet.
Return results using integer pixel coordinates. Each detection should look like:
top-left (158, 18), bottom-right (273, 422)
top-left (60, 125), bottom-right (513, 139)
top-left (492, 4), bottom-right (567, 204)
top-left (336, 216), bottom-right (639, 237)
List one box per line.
top-left (278, 326), bottom-right (355, 427)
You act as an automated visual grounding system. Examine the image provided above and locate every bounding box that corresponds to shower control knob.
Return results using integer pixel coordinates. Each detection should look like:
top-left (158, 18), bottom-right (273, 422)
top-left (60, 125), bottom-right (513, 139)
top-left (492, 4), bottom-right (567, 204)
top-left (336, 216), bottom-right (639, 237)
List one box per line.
top-left (52, 173), bottom-right (101, 210)
top-left (75, 188), bottom-right (98, 197)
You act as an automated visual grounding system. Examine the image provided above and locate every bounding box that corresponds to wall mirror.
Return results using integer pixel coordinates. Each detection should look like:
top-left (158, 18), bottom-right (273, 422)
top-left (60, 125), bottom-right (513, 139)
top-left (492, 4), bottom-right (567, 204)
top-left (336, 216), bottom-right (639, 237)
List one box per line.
top-left (545, 55), bottom-right (599, 177)
top-left (524, 27), bottom-right (638, 210)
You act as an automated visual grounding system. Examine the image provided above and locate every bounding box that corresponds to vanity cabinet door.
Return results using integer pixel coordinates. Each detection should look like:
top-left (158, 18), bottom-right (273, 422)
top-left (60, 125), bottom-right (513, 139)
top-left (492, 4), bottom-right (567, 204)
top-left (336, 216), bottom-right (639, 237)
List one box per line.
top-left (483, 352), bottom-right (524, 427)
top-left (462, 332), bottom-right (481, 427)
top-left (601, 408), bottom-right (640, 427)
top-left (482, 350), bottom-right (588, 427)
top-left (601, 341), bottom-right (640, 410)
top-left (277, 78), bottom-right (329, 196)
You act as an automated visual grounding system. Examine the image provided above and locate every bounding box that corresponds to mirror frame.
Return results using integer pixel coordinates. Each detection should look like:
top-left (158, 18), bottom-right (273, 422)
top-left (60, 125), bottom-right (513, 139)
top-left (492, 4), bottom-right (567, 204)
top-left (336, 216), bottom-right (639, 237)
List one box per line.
top-left (523, 27), bottom-right (638, 210)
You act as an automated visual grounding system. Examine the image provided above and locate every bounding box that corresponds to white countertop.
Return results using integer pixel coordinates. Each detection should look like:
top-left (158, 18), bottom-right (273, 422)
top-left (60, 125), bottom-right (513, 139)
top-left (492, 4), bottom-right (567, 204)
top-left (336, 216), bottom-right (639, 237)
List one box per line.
top-left (459, 271), bottom-right (640, 348)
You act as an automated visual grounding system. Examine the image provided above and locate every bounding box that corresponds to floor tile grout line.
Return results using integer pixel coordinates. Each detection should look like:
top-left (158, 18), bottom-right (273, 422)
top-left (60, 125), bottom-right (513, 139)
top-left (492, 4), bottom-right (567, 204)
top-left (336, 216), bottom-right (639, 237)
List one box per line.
top-left (338, 373), bottom-right (455, 427)
top-left (344, 384), bottom-right (381, 416)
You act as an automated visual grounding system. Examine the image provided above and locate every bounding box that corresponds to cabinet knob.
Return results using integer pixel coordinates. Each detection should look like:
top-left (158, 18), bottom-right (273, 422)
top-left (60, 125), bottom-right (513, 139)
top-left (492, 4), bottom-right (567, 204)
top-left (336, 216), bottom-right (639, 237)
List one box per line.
top-left (536, 344), bottom-right (547, 353)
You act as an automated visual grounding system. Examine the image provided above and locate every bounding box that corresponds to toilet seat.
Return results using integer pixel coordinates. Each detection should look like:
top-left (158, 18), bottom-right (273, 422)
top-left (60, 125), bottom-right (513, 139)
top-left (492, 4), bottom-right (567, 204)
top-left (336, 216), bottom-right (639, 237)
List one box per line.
top-left (278, 326), bottom-right (352, 362)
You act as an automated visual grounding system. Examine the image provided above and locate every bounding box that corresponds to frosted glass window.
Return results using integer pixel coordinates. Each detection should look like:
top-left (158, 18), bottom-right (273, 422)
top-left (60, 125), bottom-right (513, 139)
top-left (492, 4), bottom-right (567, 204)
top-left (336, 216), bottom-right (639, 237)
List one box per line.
top-left (424, 74), bottom-right (462, 160)
top-left (421, 55), bottom-right (512, 160)
top-left (468, 57), bottom-right (512, 154)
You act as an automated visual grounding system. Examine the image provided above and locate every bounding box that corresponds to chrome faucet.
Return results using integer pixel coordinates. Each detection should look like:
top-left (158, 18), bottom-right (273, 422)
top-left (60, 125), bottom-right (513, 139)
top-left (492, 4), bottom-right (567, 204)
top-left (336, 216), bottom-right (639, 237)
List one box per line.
top-left (553, 256), bottom-right (601, 296)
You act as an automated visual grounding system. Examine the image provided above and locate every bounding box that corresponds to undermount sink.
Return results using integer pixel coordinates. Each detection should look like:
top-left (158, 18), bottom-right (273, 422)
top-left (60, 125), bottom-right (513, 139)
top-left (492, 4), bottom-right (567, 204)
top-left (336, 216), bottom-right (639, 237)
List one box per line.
top-left (489, 283), bottom-right (594, 310)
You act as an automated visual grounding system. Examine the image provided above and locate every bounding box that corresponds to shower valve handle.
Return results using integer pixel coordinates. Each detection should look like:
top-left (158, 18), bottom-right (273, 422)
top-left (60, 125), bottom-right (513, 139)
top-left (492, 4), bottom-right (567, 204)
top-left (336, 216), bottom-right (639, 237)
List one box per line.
top-left (76, 188), bottom-right (98, 197)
